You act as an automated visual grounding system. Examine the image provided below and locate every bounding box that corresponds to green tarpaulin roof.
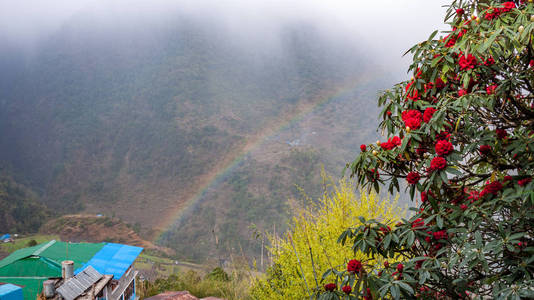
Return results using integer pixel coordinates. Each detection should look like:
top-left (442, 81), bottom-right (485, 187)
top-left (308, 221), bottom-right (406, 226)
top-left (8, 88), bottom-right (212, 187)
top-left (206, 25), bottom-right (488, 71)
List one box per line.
top-left (0, 240), bottom-right (105, 299)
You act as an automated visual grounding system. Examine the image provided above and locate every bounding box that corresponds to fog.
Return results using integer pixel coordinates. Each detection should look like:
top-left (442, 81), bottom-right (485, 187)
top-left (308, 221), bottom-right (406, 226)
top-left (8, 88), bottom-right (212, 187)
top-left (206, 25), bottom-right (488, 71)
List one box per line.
top-left (0, 0), bottom-right (449, 68)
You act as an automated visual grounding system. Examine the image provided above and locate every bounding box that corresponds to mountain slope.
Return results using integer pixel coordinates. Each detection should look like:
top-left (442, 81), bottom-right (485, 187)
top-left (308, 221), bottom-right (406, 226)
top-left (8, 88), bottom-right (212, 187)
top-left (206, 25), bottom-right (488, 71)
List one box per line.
top-left (0, 11), bottom-right (391, 261)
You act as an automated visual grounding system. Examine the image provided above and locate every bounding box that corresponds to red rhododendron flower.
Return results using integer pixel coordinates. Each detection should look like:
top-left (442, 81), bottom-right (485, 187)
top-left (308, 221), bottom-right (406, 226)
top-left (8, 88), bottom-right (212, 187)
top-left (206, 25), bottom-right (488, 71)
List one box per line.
top-left (501, 2), bottom-right (515, 12)
top-left (390, 136), bottom-right (401, 146)
top-left (423, 107), bottom-right (437, 123)
top-left (379, 226), bottom-right (391, 234)
top-left (479, 145), bottom-right (492, 155)
top-left (405, 81), bottom-right (420, 101)
top-left (433, 230), bottom-right (448, 240)
top-left (369, 168), bottom-right (379, 181)
top-left (518, 178), bottom-right (532, 186)
top-left (458, 89), bottom-right (468, 96)
top-left (421, 191), bottom-right (428, 203)
top-left (406, 172), bottom-right (420, 184)
top-left (468, 190), bottom-right (480, 203)
top-left (444, 34), bottom-right (457, 48)
top-left (436, 131), bottom-right (451, 141)
top-left (458, 53), bottom-right (477, 70)
top-left (402, 110), bottom-right (422, 130)
top-left (412, 218), bottom-right (425, 229)
top-left (324, 283), bottom-right (336, 292)
top-left (485, 7), bottom-right (501, 20)
top-left (435, 77), bottom-right (445, 90)
top-left (484, 56), bottom-right (495, 66)
top-left (430, 156), bottom-right (447, 171)
top-left (347, 259), bottom-right (363, 273)
top-left (486, 85), bottom-right (497, 95)
top-left (360, 144), bottom-right (367, 152)
top-left (380, 141), bottom-right (394, 150)
top-left (480, 181), bottom-right (503, 198)
top-left (503, 175), bottom-right (513, 182)
top-left (456, 8), bottom-right (465, 15)
top-left (405, 117), bottom-right (422, 130)
top-left (397, 263), bottom-right (404, 272)
top-left (435, 140), bottom-right (453, 156)
top-left (342, 285), bottom-right (352, 295)
top-left (460, 204), bottom-right (468, 210)
top-left (496, 128), bottom-right (508, 139)
top-left (384, 261), bottom-right (389, 268)
top-left (530, 60), bottom-right (534, 68)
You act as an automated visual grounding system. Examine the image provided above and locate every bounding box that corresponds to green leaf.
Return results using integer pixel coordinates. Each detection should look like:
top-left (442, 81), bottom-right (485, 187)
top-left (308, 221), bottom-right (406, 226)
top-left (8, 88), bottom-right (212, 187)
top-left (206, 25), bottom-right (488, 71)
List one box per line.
top-left (437, 215), bottom-right (444, 229)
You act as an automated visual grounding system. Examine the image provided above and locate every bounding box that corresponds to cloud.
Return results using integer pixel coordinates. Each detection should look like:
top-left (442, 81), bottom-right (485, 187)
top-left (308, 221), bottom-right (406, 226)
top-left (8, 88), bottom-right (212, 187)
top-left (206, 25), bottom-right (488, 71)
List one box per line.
top-left (0, 0), bottom-right (450, 66)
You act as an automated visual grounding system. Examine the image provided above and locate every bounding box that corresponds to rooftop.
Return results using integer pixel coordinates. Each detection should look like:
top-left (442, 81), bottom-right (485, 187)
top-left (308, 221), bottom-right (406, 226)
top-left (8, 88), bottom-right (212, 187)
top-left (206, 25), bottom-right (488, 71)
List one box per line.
top-left (0, 240), bottom-right (142, 299)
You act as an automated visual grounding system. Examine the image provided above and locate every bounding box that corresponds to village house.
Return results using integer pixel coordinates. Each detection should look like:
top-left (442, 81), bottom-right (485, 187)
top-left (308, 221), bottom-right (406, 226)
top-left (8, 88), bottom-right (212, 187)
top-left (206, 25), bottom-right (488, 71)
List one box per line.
top-left (0, 240), bottom-right (142, 300)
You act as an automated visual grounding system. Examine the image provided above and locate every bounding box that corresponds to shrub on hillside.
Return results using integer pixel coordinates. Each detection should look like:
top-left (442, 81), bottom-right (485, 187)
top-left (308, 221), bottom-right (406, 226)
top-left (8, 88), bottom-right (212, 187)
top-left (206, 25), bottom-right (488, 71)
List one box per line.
top-left (250, 179), bottom-right (405, 299)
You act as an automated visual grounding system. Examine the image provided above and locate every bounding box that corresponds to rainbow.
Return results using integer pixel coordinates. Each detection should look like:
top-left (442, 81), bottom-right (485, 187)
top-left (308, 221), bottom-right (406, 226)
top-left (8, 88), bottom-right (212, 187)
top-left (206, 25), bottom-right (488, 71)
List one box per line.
top-left (154, 72), bottom-right (382, 242)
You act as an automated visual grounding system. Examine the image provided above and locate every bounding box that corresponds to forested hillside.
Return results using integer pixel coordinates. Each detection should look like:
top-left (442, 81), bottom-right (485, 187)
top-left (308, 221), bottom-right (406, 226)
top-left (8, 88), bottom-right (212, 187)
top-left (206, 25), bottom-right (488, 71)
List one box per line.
top-left (0, 10), bottom-right (394, 261)
top-left (0, 172), bottom-right (50, 233)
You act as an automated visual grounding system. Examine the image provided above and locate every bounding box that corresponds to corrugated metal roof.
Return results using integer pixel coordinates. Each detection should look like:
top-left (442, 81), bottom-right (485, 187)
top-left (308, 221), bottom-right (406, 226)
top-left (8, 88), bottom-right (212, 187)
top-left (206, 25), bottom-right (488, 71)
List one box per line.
top-left (77, 243), bottom-right (143, 279)
top-left (0, 283), bottom-right (22, 298)
top-left (56, 266), bottom-right (103, 300)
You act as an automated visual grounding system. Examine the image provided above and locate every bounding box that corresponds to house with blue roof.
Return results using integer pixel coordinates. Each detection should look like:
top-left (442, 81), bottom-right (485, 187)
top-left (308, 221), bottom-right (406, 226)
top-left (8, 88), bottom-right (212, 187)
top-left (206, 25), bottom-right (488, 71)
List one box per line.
top-left (0, 240), bottom-right (143, 300)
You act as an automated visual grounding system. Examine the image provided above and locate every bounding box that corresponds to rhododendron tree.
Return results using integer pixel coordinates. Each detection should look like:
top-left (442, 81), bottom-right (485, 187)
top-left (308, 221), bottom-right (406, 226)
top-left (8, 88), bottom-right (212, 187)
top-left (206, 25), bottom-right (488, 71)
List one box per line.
top-left (317, 0), bottom-right (534, 299)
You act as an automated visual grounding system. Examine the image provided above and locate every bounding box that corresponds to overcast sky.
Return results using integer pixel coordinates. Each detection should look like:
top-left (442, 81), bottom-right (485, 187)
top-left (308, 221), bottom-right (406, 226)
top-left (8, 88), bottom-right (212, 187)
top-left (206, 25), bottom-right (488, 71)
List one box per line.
top-left (0, 0), bottom-right (450, 67)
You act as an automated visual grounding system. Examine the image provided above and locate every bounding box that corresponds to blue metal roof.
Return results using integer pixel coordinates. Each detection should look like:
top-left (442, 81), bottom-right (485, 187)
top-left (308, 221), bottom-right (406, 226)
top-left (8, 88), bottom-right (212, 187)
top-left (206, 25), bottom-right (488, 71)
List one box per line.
top-left (0, 235), bottom-right (10, 241)
top-left (0, 283), bottom-right (23, 300)
top-left (75, 243), bottom-right (143, 279)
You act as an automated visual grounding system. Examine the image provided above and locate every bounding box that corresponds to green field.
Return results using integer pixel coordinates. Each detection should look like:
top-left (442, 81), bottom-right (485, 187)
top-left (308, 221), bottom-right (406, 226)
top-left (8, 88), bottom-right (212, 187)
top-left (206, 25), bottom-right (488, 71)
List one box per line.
top-left (0, 234), bottom-right (59, 255)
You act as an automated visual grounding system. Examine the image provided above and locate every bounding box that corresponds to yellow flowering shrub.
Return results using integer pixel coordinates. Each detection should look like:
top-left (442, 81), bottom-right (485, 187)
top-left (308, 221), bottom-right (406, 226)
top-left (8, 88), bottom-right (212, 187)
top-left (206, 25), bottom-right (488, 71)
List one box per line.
top-left (250, 178), bottom-right (405, 299)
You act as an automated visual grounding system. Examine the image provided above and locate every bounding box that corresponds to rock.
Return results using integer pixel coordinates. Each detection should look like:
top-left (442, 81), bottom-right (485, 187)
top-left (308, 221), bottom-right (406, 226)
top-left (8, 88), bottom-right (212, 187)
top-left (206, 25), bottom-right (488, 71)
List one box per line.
top-left (144, 291), bottom-right (224, 300)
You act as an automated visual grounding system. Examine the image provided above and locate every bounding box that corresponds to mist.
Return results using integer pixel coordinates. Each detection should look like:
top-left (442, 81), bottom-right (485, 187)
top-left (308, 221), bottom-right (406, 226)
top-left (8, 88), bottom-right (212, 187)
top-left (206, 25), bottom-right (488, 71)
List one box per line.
top-left (1, 0), bottom-right (450, 70)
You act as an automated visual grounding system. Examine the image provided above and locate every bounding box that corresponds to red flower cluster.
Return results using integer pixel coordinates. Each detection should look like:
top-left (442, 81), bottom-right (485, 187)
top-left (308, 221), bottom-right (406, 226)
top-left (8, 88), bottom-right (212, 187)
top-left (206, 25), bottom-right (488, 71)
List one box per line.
top-left (479, 145), bottom-right (492, 155)
top-left (501, 1), bottom-right (516, 12)
top-left (324, 283), bottom-right (336, 292)
top-left (485, 2), bottom-right (515, 20)
top-left (468, 190), bottom-right (481, 203)
top-left (496, 128), bottom-right (508, 139)
top-left (423, 107), bottom-right (437, 123)
top-left (518, 178), bottom-right (532, 187)
top-left (485, 7), bottom-right (501, 20)
top-left (360, 144), bottom-right (367, 152)
top-left (402, 110), bottom-right (422, 130)
top-left (412, 218), bottom-right (425, 229)
top-left (369, 168), bottom-right (380, 181)
top-left (435, 140), bottom-right (453, 156)
top-left (484, 56), bottom-right (495, 66)
top-left (380, 136), bottom-right (401, 150)
top-left (347, 259), bottom-right (363, 274)
top-left (458, 89), bottom-right (468, 97)
top-left (405, 81), bottom-right (420, 101)
top-left (486, 85), bottom-right (497, 95)
top-left (436, 131), bottom-right (451, 141)
top-left (480, 181), bottom-right (503, 198)
top-left (433, 230), bottom-right (448, 240)
top-left (421, 191), bottom-right (428, 203)
top-left (459, 53), bottom-right (478, 70)
top-left (456, 8), bottom-right (464, 15)
top-left (342, 285), bottom-right (352, 295)
top-left (396, 263), bottom-right (404, 272)
top-left (430, 156), bottom-right (447, 171)
top-left (435, 78), bottom-right (445, 90)
top-left (407, 172), bottom-right (420, 185)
